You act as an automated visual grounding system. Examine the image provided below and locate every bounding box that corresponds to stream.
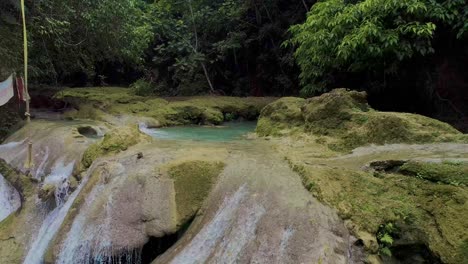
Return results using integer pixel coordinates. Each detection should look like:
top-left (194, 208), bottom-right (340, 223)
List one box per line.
top-left (139, 121), bottom-right (256, 141)
top-left (1, 120), bottom-right (361, 263)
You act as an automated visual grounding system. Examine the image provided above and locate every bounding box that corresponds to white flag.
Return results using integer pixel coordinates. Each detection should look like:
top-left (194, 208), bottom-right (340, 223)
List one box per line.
top-left (0, 75), bottom-right (14, 106)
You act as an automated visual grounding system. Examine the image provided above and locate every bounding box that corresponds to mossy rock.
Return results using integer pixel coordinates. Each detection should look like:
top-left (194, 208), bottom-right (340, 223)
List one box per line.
top-left (399, 161), bottom-right (468, 186)
top-left (167, 160), bottom-right (225, 227)
top-left (258, 88), bottom-right (464, 152)
top-left (303, 88), bottom-right (368, 133)
top-left (291, 162), bottom-right (468, 263)
top-left (0, 214), bottom-right (24, 263)
top-left (64, 104), bottom-right (105, 121)
top-left (38, 184), bottom-right (56, 203)
top-left (55, 87), bottom-right (276, 127)
top-left (201, 108), bottom-right (224, 125)
top-left (0, 159), bottom-right (35, 197)
top-left (81, 126), bottom-right (151, 168)
top-left (256, 97), bottom-right (306, 136)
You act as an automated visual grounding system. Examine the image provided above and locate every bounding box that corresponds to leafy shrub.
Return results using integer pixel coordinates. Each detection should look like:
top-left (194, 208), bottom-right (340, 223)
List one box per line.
top-left (288, 0), bottom-right (468, 95)
top-left (130, 79), bottom-right (154, 96)
top-left (377, 222), bottom-right (398, 256)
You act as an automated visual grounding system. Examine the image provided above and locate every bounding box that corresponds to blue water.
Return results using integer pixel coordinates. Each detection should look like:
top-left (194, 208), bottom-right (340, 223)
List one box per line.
top-left (140, 122), bottom-right (257, 142)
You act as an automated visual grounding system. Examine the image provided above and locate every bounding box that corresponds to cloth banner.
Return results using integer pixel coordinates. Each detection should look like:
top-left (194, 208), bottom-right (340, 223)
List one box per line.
top-left (16, 77), bottom-right (26, 102)
top-left (0, 75), bottom-right (14, 106)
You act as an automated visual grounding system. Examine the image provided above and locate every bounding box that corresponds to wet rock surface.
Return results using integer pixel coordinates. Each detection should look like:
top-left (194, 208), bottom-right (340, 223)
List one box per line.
top-left (1, 89), bottom-right (467, 264)
top-left (155, 149), bottom-right (363, 264)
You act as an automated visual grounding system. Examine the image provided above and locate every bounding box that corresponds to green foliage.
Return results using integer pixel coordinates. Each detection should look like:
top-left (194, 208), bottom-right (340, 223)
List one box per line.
top-left (28, 0), bottom-right (153, 81)
top-left (131, 79), bottom-right (154, 96)
top-left (377, 223), bottom-right (398, 256)
top-left (288, 0), bottom-right (468, 95)
top-left (0, 0), bottom-right (22, 75)
top-left (147, 0), bottom-right (311, 95)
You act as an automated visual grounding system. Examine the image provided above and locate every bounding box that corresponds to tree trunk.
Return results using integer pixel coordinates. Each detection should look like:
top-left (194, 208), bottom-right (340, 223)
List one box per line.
top-left (201, 63), bottom-right (215, 94)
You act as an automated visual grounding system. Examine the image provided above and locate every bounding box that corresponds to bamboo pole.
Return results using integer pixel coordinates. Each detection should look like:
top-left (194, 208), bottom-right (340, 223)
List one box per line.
top-left (21, 0), bottom-right (33, 172)
top-left (21, 0), bottom-right (30, 123)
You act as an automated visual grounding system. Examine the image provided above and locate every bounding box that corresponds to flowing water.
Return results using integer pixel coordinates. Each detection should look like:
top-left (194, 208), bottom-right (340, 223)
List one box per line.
top-left (57, 163), bottom-right (127, 264)
top-left (0, 173), bottom-right (21, 222)
top-left (43, 159), bottom-right (75, 206)
top-left (140, 122), bottom-right (256, 141)
top-left (23, 161), bottom-right (84, 264)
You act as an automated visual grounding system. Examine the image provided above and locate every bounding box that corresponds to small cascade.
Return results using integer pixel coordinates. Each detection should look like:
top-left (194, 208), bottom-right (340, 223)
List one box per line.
top-left (138, 122), bottom-right (153, 135)
top-left (23, 176), bottom-right (89, 264)
top-left (0, 140), bottom-right (27, 163)
top-left (170, 185), bottom-right (252, 263)
top-left (57, 165), bottom-right (129, 264)
top-left (0, 173), bottom-right (21, 222)
top-left (23, 161), bottom-right (83, 264)
top-left (43, 159), bottom-right (75, 206)
top-left (34, 146), bottom-right (50, 181)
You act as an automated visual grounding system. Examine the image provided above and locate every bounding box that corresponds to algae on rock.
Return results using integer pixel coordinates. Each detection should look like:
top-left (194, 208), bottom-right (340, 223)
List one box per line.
top-left (399, 161), bottom-right (468, 186)
top-left (81, 125), bottom-right (151, 168)
top-left (257, 88), bottom-right (465, 152)
top-left (256, 97), bottom-right (305, 136)
top-left (56, 87), bottom-right (276, 126)
top-left (287, 158), bottom-right (468, 263)
top-left (0, 159), bottom-right (35, 197)
top-left (167, 160), bottom-right (225, 227)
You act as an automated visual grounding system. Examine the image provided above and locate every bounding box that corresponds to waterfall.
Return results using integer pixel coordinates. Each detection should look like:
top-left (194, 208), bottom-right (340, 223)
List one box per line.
top-left (34, 146), bottom-right (50, 181)
top-left (43, 159), bottom-right (75, 206)
top-left (56, 184), bottom-right (108, 264)
top-left (0, 173), bottom-right (21, 222)
top-left (23, 162), bottom-right (86, 264)
top-left (57, 163), bottom-right (128, 264)
top-left (170, 185), bottom-right (252, 263)
top-left (138, 122), bottom-right (155, 136)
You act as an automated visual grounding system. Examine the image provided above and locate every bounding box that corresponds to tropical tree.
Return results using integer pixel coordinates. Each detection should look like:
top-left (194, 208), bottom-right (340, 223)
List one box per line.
top-left (288, 0), bottom-right (468, 95)
top-left (28, 0), bottom-right (153, 83)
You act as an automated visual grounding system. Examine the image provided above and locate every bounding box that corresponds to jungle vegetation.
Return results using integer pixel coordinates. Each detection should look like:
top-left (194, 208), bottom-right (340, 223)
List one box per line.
top-left (0, 0), bottom-right (467, 126)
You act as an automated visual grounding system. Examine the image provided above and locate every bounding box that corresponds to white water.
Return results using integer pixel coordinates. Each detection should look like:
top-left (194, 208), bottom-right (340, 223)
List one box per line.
top-left (0, 139), bottom-right (26, 152)
top-left (57, 163), bottom-right (127, 264)
top-left (43, 159), bottom-right (75, 206)
top-left (34, 146), bottom-right (50, 180)
top-left (0, 173), bottom-right (21, 222)
top-left (56, 184), bottom-right (107, 264)
top-left (23, 162), bottom-right (84, 264)
top-left (170, 185), bottom-right (250, 264)
top-left (0, 140), bottom-right (27, 163)
top-left (138, 123), bottom-right (154, 136)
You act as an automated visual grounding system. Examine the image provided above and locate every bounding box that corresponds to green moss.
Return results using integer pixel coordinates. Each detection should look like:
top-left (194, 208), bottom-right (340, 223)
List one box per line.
top-left (64, 104), bottom-right (105, 121)
top-left (399, 161), bottom-right (468, 186)
top-left (0, 214), bottom-right (23, 263)
top-left (256, 97), bottom-right (305, 136)
top-left (303, 89), bottom-right (368, 134)
top-left (55, 87), bottom-right (276, 126)
top-left (460, 240), bottom-right (468, 263)
top-left (81, 126), bottom-right (151, 168)
top-left (0, 159), bottom-right (35, 197)
top-left (201, 108), bottom-right (224, 125)
top-left (168, 160), bottom-right (225, 227)
top-left (258, 89), bottom-right (464, 152)
top-left (291, 162), bottom-right (468, 263)
top-left (55, 87), bottom-right (143, 104)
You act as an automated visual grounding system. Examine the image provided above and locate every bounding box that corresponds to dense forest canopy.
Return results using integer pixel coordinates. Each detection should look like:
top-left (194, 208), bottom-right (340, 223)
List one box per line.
top-left (0, 0), bottom-right (467, 127)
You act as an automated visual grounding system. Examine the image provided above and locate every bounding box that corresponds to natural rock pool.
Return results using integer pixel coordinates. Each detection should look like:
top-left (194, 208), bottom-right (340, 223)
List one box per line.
top-left (140, 122), bottom-right (257, 141)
